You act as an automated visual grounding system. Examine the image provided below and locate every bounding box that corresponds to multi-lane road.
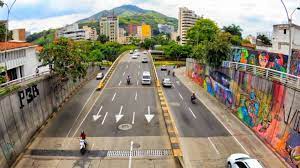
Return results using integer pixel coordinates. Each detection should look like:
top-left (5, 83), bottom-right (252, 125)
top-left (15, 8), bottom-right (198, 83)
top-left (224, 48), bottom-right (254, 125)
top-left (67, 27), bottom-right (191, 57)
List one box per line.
top-left (15, 52), bottom-right (287, 168)
top-left (16, 52), bottom-right (179, 168)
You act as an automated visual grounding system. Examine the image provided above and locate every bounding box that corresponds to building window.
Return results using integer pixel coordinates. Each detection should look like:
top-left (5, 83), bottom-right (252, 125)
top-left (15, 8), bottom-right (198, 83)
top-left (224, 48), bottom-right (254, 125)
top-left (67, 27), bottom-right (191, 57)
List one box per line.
top-left (284, 29), bottom-right (287, 34)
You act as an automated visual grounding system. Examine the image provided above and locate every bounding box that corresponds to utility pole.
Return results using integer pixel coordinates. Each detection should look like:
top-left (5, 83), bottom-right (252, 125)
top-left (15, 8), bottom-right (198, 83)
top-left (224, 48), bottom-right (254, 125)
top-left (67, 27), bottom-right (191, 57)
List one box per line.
top-left (2, 0), bottom-right (17, 81)
top-left (280, 0), bottom-right (299, 74)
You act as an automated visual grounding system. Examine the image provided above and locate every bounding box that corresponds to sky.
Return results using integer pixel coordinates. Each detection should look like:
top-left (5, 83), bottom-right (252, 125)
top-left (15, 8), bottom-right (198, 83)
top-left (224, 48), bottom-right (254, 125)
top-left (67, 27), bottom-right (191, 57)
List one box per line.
top-left (0, 0), bottom-right (299, 36)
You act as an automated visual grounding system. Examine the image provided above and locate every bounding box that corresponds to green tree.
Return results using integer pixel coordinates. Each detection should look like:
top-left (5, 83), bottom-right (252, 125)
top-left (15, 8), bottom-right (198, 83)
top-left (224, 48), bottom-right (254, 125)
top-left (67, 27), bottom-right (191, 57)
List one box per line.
top-left (230, 35), bottom-right (242, 46)
top-left (142, 38), bottom-right (156, 49)
top-left (205, 32), bottom-right (231, 67)
top-left (39, 38), bottom-right (88, 82)
top-left (257, 34), bottom-right (271, 45)
top-left (89, 49), bottom-right (104, 62)
top-left (163, 43), bottom-right (192, 61)
top-left (222, 24), bottom-right (243, 38)
top-left (192, 43), bottom-right (207, 63)
top-left (97, 34), bottom-right (109, 44)
top-left (129, 37), bottom-right (141, 46)
top-left (187, 18), bottom-right (220, 45)
top-left (176, 36), bottom-right (180, 43)
top-left (0, 23), bottom-right (12, 42)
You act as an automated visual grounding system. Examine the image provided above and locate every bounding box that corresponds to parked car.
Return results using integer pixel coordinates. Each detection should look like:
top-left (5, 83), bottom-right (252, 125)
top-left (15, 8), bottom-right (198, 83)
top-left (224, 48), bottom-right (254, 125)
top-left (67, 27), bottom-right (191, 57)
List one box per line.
top-left (143, 51), bottom-right (147, 54)
top-left (227, 153), bottom-right (264, 168)
top-left (129, 50), bottom-right (133, 54)
top-left (162, 78), bottom-right (172, 87)
top-left (96, 72), bottom-right (104, 80)
top-left (161, 65), bottom-right (167, 71)
top-left (134, 49), bottom-right (139, 52)
top-left (142, 57), bottom-right (148, 63)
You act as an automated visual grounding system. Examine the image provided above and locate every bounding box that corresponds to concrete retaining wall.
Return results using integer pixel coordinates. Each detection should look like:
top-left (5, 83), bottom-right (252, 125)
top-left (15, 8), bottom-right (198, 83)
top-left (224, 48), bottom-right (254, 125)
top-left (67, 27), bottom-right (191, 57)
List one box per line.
top-left (0, 65), bottom-right (98, 168)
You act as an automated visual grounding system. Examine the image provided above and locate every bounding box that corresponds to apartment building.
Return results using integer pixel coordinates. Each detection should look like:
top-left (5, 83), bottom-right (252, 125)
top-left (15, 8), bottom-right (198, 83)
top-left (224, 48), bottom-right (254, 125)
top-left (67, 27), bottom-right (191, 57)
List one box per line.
top-left (158, 24), bottom-right (175, 34)
top-left (99, 16), bottom-right (119, 42)
top-left (178, 7), bottom-right (200, 45)
top-left (137, 23), bottom-right (152, 40)
top-left (57, 23), bottom-right (85, 41)
top-left (82, 26), bottom-right (98, 40)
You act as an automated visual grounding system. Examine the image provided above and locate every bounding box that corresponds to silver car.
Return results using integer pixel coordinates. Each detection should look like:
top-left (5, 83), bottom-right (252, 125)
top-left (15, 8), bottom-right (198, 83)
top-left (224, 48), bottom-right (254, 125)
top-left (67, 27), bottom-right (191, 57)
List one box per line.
top-left (162, 78), bottom-right (172, 87)
top-left (96, 72), bottom-right (104, 80)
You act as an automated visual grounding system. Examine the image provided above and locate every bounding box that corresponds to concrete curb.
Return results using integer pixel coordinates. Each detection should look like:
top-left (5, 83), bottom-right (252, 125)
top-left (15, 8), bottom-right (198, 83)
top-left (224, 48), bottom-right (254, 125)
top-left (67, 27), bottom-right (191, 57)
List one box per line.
top-left (150, 54), bottom-right (184, 168)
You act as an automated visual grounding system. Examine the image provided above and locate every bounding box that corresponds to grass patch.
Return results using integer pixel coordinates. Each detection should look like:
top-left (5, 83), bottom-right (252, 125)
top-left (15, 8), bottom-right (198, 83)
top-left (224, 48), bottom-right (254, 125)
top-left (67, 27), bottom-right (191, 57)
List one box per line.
top-left (154, 61), bottom-right (186, 67)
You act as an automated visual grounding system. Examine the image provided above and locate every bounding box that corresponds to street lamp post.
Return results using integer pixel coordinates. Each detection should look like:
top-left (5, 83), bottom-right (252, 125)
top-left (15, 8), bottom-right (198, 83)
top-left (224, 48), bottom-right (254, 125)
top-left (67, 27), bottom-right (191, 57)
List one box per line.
top-left (2, 0), bottom-right (17, 81)
top-left (280, 0), bottom-right (299, 74)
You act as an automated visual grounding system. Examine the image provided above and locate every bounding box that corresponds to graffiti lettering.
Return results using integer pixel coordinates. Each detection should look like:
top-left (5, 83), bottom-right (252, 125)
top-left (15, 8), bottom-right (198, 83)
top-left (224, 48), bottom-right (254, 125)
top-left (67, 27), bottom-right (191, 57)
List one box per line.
top-left (18, 84), bottom-right (40, 109)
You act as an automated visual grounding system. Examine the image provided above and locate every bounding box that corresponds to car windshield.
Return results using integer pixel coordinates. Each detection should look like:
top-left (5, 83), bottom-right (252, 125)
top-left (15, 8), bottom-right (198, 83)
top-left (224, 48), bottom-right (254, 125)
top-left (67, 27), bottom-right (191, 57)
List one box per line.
top-left (143, 76), bottom-right (150, 79)
top-left (164, 79), bottom-right (171, 82)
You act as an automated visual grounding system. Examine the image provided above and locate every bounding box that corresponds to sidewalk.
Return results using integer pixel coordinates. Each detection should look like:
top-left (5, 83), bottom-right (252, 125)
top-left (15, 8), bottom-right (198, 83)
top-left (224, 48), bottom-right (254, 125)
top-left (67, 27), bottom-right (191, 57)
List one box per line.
top-left (174, 67), bottom-right (289, 168)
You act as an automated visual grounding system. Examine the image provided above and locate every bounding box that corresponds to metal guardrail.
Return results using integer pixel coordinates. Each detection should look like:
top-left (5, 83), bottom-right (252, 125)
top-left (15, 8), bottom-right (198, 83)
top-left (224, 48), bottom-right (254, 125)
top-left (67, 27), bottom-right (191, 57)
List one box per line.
top-left (0, 70), bottom-right (50, 88)
top-left (222, 61), bottom-right (300, 91)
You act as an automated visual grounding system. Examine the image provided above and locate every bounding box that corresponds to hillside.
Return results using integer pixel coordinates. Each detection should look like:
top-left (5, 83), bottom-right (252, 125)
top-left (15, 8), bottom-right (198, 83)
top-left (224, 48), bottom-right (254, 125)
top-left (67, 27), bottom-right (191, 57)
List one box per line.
top-left (78, 5), bottom-right (178, 34)
top-left (26, 29), bottom-right (56, 46)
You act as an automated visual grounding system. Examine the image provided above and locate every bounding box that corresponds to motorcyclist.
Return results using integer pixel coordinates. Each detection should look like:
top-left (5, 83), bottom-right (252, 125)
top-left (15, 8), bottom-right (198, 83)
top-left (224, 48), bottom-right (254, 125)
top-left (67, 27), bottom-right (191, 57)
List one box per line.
top-left (127, 75), bottom-right (131, 84)
top-left (168, 70), bottom-right (170, 75)
top-left (191, 93), bottom-right (196, 103)
top-left (172, 71), bottom-right (175, 77)
top-left (80, 131), bottom-right (86, 140)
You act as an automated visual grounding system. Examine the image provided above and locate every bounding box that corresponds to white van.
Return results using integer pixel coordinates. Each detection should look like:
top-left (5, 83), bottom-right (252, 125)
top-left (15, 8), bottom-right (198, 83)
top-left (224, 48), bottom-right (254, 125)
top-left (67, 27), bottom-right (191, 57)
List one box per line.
top-left (142, 71), bottom-right (151, 85)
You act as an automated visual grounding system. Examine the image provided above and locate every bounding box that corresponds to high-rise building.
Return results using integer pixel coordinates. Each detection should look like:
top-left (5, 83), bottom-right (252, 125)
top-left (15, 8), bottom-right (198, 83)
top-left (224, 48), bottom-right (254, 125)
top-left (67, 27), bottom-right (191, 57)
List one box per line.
top-left (137, 24), bottom-right (152, 40)
top-left (12, 29), bottom-right (26, 42)
top-left (99, 16), bottom-right (119, 42)
top-left (127, 24), bottom-right (138, 35)
top-left (178, 7), bottom-right (200, 45)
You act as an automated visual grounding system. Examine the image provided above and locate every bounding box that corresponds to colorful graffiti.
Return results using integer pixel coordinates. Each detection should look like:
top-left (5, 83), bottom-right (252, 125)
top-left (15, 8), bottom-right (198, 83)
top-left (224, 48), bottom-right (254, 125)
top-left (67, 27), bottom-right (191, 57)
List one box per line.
top-left (186, 58), bottom-right (300, 167)
top-left (291, 50), bottom-right (300, 77)
top-left (232, 47), bottom-right (288, 73)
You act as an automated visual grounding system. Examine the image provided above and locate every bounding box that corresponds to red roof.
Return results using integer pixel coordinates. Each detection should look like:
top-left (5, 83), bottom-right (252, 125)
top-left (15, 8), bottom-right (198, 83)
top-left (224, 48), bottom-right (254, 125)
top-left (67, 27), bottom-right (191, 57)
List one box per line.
top-left (0, 42), bottom-right (35, 51)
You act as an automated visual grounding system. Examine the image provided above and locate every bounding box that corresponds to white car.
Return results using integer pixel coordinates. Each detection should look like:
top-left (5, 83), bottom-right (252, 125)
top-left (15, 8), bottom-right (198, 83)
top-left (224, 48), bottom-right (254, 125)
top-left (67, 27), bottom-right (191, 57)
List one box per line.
top-left (142, 57), bottom-right (148, 63)
top-left (134, 49), bottom-right (139, 52)
top-left (227, 153), bottom-right (264, 168)
top-left (132, 55), bottom-right (138, 59)
top-left (162, 78), bottom-right (172, 87)
top-left (129, 50), bottom-right (133, 54)
top-left (143, 51), bottom-right (147, 54)
top-left (96, 72), bottom-right (104, 80)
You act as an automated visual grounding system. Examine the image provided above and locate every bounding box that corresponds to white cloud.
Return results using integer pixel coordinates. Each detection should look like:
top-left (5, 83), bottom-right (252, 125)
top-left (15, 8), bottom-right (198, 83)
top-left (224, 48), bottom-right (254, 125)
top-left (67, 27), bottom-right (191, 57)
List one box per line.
top-left (6, 0), bottom-right (300, 35)
top-left (10, 13), bottom-right (91, 33)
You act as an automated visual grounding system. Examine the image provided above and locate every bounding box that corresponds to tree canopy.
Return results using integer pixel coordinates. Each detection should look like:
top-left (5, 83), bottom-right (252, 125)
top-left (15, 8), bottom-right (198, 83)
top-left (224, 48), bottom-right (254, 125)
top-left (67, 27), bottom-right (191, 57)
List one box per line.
top-left (97, 34), bottom-right (109, 44)
top-left (222, 24), bottom-right (243, 38)
top-left (187, 18), bottom-right (231, 67)
top-left (257, 34), bottom-right (272, 46)
top-left (187, 18), bottom-right (220, 45)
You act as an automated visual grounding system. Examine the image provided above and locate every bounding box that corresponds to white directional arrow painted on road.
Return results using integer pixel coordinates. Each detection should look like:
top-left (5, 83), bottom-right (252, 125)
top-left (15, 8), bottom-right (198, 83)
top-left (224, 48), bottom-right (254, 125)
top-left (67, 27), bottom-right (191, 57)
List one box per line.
top-left (93, 106), bottom-right (103, 121)
top-left (145, 106), bottom-right (154, 123)
top-left (115, 105), bottom-right (124, 123)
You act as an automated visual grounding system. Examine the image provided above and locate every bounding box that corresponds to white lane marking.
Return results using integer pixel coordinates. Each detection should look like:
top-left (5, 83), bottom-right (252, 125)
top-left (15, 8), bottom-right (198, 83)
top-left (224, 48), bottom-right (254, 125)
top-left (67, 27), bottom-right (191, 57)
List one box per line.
top-left (193, 94), bottom-right (249, 154)
top-left (119, 81), bottom-right (122, 86)
top-left (115, 105), bottom-right (124, 123)
top-left (132, 112), bottom-right (135, 124)
top-left (188, 107), bottom-right (197, 119)
top-left (128, 141), bottom-right (133, 168)
top-left (112, 92), bottom-right (117, 102)
top-left (137, 80), bottom-right (139, 85)
top-left (101, 112), bottom-right (108, 125)
top-left (178, 92), bottom-right (183, 100)
top-left (135, 92), bottom-right (137, 101)
top-left (139, 65), bottom-right (141, 69)
top-left (126, 65), bottom-right (129, 69)
top-left (208, 137), bottom-right (220, 155)
top-left (123, 72), bottom-right (125, 76)
top-left (91, 143), bottom-right (95, 150)
top-left (138, 71), bottom-right (140, 76)
top-left (64, 87), bottom-right (97, 140)
top-left (93, 106), bottom-right (103, 121)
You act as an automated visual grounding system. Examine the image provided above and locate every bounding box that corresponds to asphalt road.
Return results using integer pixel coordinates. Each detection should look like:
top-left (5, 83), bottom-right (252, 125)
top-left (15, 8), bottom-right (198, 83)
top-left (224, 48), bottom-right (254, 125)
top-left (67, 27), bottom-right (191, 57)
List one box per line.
top-left (40, 52), bottom-right (165, 138)
top-left (157, 66), bottom-right (230, 137)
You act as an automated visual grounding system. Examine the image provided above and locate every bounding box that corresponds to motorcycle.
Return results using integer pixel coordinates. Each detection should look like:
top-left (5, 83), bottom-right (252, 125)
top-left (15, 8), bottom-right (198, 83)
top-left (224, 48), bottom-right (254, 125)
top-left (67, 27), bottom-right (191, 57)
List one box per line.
top-left (127, 78), bottom-right (131, 85)
top-left (191, 95), bottom-right (196, 104)
top-left (172, 71), bottom-right (175, 77)
top-left (80, 139), bottom-right (87, 155)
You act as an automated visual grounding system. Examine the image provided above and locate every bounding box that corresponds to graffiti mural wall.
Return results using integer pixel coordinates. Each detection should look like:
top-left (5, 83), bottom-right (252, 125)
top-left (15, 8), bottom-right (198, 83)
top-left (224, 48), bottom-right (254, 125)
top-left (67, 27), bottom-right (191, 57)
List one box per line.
top-left (186, 58), bottom-right (300, 168)
top-left (232, 47), bottom-right (289, 73)
top-left (291, 49), bottom-right (300, 77)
